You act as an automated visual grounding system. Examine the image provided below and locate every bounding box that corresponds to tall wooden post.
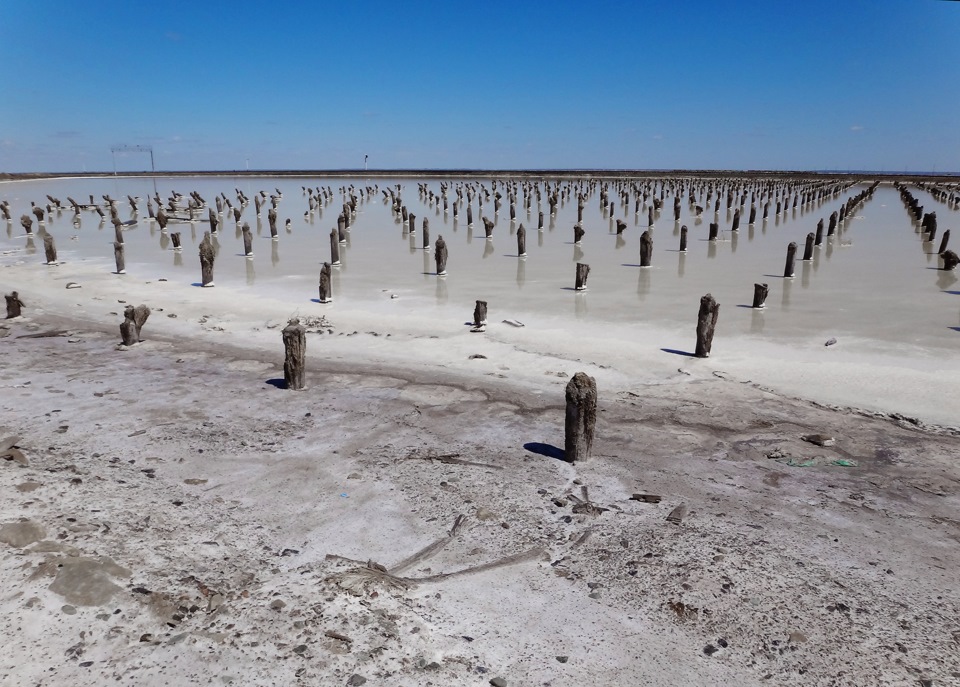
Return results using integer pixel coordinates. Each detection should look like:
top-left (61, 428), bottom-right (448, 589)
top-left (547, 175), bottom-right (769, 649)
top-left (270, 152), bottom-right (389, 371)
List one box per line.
top-left (695, 293), bottom-right (719, 358)
top-left (564, 372), bottom-right (597, 463)
top-left (282, 319), bottom-right (307, 390)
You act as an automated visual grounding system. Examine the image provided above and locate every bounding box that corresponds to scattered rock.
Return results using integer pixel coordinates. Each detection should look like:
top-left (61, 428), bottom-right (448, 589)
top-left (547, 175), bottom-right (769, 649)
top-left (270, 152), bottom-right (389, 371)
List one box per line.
top-left (0, 435), bottom-right (21, 453)
top-left (556, 655), bottom-right (569, 663)
top-left (49, 556), bottom-right (131, 606)
top-left (61, 605), bottom-right (77, 615)
top-left (469, 354), bottom-right (488, 359)
top-left (0, 520), bottom-right (47, 548)
top-left (703, 644), bottom-right (718, 656)
top-left (1, 448), bottom-right (28, 466)
top-left (208, 593), bottom-right (224, 613)
top-left (803, 434), bottom-right (836, 447)
top-left (824, 337), bottom-right (837, 346)
top-left (630, 493), bottom-right (662, 503)
top-left (666, 504), bottom-right (687, 524)
top-left (15, 481), bottom-right (41, 492)
top-left (66, 282), bottom-right (81, 289)
top-left (347, 674), bottom-right (367, 686)
top-left (789, 631), bottom-right (808, 644)
top-left (269, 599), bottom-right (286, 612)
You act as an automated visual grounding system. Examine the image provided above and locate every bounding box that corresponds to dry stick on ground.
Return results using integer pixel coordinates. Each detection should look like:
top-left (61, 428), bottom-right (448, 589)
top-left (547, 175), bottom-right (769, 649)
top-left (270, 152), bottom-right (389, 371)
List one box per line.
top-left (389, 514), bottom-right (467, 576)
top-left (567, 485), bottom-right (609, 515)
top-left (325, 512), bottom-right (544, 591)
top-left (405, 451), bottom-right (503, 471)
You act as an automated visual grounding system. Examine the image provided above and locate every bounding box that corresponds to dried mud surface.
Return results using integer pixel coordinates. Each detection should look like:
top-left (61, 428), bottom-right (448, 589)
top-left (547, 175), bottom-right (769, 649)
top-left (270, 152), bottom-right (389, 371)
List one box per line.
top-left (1, 314), bottom-right (959, 687)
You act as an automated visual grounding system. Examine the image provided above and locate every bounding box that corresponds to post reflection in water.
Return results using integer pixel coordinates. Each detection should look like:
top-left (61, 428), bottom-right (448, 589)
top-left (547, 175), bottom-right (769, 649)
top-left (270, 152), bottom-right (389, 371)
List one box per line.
top-left (271, 240), bottom-right (279, 267)
top-left (436, 275), bottom-right (448, 303)
top-left (751, 309), bottom-right (764, 334)
top-left (173, 251), bottom-right (183, 267)
top-left (483, 239), bottom-right (495, 259)
top-left (575, 292), bottom-right (588, 318)
top-left (802, 260), bottom-right (811, 288)
top-left (678, 252), bottom-right (686, 277)
top-left (782, 277), bottom-right (793, 308)
top-left (637, 266), bottom-right (651, 299)
top-left (246, 256), bottom-right (255, 285)
top-left (516, 256), bottom-right (526, 288)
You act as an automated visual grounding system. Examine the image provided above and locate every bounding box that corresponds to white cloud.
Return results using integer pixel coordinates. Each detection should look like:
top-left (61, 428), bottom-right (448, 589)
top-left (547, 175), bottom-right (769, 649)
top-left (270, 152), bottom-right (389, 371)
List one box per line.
top-left (850, 125), bottom-right (864, 132)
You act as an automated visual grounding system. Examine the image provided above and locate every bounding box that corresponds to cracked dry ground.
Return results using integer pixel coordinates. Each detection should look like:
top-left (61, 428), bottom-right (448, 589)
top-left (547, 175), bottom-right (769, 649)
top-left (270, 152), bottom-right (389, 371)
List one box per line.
top-left (1, 320), bottom-right (959, 686)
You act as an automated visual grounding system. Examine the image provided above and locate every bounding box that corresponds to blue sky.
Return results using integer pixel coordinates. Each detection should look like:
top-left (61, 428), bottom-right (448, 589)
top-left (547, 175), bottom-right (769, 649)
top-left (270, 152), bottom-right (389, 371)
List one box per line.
top-left (2, 0), bottom-right (958, 172)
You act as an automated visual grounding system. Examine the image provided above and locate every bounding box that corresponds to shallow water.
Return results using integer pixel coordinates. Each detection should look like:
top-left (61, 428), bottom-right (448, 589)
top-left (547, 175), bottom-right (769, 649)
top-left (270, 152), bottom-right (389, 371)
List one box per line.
top-left (2, 175), bottom-right (958, 356)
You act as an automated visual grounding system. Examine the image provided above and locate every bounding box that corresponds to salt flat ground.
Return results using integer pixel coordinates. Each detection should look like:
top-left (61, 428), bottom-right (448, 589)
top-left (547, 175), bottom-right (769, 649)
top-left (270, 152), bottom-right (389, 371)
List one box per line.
top-left (1, 175), bottom-right (959, 686)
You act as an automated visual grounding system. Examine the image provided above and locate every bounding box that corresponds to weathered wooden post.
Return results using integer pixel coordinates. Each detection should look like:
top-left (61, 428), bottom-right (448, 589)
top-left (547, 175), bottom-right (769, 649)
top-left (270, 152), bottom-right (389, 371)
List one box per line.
top-left (209, 208), bottom-right (219, 233)
top-left (329, 227), bottom-right (340, 266)
top-left (435, 235), bottom-right (448, 275)
top-left (827, 211), bottom-right (838, 237)
top-left (467, 204), bottom-right (473, 226)
top-left (517, 224), bottom-right (527, 257)
top-left (199, 232), bottom-right (215, 286)
top-left (113, 241), bottom-right (126, 274)
top-left (708, 222), bottom-right (719, 241)
top-left (648, 206), bottom-right (654, 227)
top-left (338, 213), bottom-right (347, 242)
top-left (679, 225), bottom-right (688, 252)
top-left (564, 372), bottom-right (597, 463)
top-left (268, 209), bottom-right (278, 238)
top-left (752, 283), bottom-right (769, 309)
top-left (318, 262), bottom-right (332, 302)
top-left (814, 218), bottom-right (824, 246)
top-left (120, 309), bottom-right (138, 346)
top-left (941, 250), bottom-right (959, 271)
top-left (731, 209), bottom-right (740, 232)
top-left (170, 232), bottom-right (182, 250)
top-left (538, 211), bottom-right (544, 231)
top-left (282, 319), bottom-right (307, 390)
top-left (922, 212), bottom-right (938, 242)
top-left (473, 300), bottom-right (488, 327)
top-left (5, 291), bottom-right (24, 319)
top-left (938, 229), bottom-right (950, 255)
top-left (483, 216), bottom-right (494, 238)
top-left (748, 205), bottom-right (757, 224)
top-left (20, 215), bottom-right (33, 235)
top-left (409, 212), bottom-right (417, 234)
top-left (784, 241), bottom-right (797, 278)
top-left (120, 304), bottom-right (150, 345)
top-left (802, 232), bottom-right (815, 260)
top-left (422, 217), bottom-right (430, 250)
top-left (242, 223), bottom-right (253, 256)
top-left (639, 230), bottom-right (653, 267)
top-left (615, 219), bottom-right (627, 235)
top-left (233, 207), bottom-right (242, 224)
top-left (575, 262), bottom-right (590, 290)
top-left (43, 234), bottom-right (57, 264)
top-left (574, 224), bottom-right (584, 244)
top-left (695, 293), bottom-right (720, 357)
